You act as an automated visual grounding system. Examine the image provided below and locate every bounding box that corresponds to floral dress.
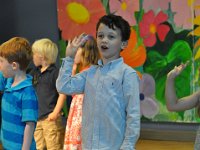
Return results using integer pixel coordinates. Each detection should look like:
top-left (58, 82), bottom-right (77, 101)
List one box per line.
top-left (63, 94), bottom-right (84, 150)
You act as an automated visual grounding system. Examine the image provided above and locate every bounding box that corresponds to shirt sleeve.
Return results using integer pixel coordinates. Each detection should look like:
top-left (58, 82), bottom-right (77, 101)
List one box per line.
top-left (56, 57), bottom-right (87, 95)
top-left (21, 86), bottom-right (38, 122)
top-left (120, 70), bottom-right (140, 150)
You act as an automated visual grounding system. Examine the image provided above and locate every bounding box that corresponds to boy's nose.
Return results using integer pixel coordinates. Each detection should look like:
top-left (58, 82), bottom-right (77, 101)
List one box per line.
top-left (102, 37), bottom-right (108, 43)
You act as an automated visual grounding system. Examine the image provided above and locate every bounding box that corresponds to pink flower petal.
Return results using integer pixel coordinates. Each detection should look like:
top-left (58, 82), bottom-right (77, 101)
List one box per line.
top-left (157, 24), bottom-right (170, 41)
top-left (109, 0), bottom-right (139, 26)
top-left (143, 33), bottom-right (156, 47)
top-left (171, 0), bottom-right (193, 29)
top-left (154, 11), bottom-right (168, 25)
top-left (109, 0), bottom-right (121, 12)
top-left (139, 21), bottom-right (151, 37)
top-left (140, 73), bottom-right (155, 96)
top-left (143, 0), bottom-right (172, 11)
top-left (142, 10), bottom-right (155, 24)
top-left (140, 97), bottom-right (159, 119)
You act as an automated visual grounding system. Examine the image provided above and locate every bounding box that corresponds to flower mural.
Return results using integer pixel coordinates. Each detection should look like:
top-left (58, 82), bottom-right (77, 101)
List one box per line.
top-left (190, 15), bottom-right (200, 36)
top-left (170, 0), bottom-right (200, 29)
top-left (57, 0), bottom-right (106, 40)
top-left (143, 0), bottom-right (172, 11)
top-left (139, 10), bottom-right (170, 47)
top-left (121, 28), bottom-right (146, 67)
top-left (143, 0), bottom-right (200, 30)
top-left (140, 73), bottom-right (159, 119)
top-left (109, 0), bottom-right (139, 26)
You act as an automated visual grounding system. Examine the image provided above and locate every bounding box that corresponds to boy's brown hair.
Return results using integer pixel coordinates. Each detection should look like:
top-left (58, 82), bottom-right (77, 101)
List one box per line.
top-left (0, 37), bottom-right (32, 71)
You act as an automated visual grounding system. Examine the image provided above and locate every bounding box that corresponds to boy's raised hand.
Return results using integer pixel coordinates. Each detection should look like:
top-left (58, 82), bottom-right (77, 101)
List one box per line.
top-left (167, 61), bottom-right (189, 79)
top-left (66, 33), bottom-right (86, 58)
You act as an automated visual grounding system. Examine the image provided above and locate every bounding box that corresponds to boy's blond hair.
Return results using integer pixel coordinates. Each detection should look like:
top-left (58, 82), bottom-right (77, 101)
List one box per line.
top-left (0, 37), bottom-right (32, 71)
top-left (32, 38), bottom-right (58, 65)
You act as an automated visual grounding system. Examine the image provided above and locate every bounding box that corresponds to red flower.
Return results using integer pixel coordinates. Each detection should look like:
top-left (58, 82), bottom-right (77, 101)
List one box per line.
top-left (139, 10), bottom-right (170, 47)
top-left (57, 0), bottom-right (106, 40)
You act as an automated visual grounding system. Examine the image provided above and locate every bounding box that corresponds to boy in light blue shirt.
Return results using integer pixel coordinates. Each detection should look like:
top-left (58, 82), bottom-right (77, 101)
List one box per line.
top-left (56, 14), bottom-right (140, 150)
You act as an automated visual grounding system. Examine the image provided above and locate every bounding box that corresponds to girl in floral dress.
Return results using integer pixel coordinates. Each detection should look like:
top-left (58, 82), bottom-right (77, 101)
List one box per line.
top-left (63, 35), bottom-right (100, 150)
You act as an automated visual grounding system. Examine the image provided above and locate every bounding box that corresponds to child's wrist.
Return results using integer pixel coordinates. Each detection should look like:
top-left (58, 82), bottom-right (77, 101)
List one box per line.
top-left (167, 73), bottom-right (176, 80)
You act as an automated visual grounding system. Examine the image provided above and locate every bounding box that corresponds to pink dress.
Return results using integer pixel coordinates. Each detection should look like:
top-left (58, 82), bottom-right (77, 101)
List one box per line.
top-left (63, 94), bottom-right (84, 150)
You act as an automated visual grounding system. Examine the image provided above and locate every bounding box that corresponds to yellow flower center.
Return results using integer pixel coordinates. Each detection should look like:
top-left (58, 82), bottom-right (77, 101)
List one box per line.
top-left (149, 24), bottom-right (156, 34)
top-left (187, 0), bottom-right (194, 6)
top-left (121, 2), bottom-right (127, 11)
top-left (66, 2), bottom-right (90, 24)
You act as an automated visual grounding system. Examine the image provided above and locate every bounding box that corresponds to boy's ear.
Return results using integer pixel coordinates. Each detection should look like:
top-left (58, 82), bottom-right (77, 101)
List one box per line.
top-left (121, 41), bottom-right (128, 49)
top-left (12, 62), bottom-right (19, 70)
top-left (40, 56), bottom-right (45, 61)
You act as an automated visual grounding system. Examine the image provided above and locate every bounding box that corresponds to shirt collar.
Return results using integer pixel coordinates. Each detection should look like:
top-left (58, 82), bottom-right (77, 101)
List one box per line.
top-left (37, 64), bottom-right (56, 73)
top-left (5, 74), bottom-right (33, 91)
top-left (97, 57), bottom-right (124, 67)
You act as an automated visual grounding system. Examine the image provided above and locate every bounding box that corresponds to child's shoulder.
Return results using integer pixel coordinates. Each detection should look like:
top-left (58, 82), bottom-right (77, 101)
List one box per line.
top-left (48, 64), bottom-right (59, 73)
top-left (121, 62), bottom-right (137, 73)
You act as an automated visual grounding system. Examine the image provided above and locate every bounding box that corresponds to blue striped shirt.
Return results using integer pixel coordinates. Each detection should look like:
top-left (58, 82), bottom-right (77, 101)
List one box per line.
top-left (0, 72), bottom-right (38, 150)
top-left (56, 57), bottom-right (140, 150)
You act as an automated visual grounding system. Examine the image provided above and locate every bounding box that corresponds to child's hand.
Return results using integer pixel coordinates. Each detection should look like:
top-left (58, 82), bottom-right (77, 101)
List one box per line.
top-left (47, 111), bottom-right (60, 121)
top-left (167, 61), bottom-right (189, 79)
top-left (66, 33), bottom-right (86, 58)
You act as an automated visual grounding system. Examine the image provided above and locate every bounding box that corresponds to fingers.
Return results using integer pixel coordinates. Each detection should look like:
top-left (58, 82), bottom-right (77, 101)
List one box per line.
top-left (66, 33), bottom-right (87, 57)
top-left (72, 33), bottom-right (87, 47)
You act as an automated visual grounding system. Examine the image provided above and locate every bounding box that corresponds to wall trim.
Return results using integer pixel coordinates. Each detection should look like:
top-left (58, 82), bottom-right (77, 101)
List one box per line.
top-left (140, 121), bottom-right (200, 141)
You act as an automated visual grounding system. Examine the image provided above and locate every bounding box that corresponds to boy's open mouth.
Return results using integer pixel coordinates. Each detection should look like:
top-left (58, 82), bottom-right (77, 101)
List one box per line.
top-left (101, 45), bottom-right (108, 50)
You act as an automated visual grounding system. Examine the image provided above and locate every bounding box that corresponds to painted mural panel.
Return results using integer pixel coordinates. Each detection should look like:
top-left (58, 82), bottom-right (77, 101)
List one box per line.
top-left (57, 0), bottom-right (200, 122)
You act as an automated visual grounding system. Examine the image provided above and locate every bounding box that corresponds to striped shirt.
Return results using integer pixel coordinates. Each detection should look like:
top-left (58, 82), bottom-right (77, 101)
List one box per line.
top-left (56, 57), bottom-right (140, 150)
top-left (0, 72), bottom-right (38, 150)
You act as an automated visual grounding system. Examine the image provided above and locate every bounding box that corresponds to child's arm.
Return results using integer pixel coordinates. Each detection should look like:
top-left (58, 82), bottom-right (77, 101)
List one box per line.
top-left (56, 34), bottom-right (88, 95)
top-left (165, 62), bottom-right (200, 111)
top-left (47, 93), bottom-right (66, 121)
top-left (120, 71), bottom-right (140, 150)
top-left (22, 122), bottom-right (35, 150)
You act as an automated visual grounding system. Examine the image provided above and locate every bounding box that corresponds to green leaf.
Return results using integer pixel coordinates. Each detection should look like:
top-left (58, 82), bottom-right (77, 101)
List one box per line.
top-left (101, 0), bottom-right (110, 14)
top-left (58, 39), bottom-right (67, 60)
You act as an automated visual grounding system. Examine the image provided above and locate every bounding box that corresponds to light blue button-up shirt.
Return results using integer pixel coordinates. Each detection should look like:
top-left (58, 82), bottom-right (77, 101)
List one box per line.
top-left (56, 57), bottom-right (140, 150)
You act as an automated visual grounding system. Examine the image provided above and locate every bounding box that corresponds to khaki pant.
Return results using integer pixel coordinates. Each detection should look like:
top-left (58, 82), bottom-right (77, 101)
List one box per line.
top-left (34, 116), bottom-right (65, 150)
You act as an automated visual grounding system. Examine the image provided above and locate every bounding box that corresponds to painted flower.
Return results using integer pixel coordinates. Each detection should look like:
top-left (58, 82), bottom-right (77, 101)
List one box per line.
top-left (143, 0), bottom-right (200, 29)
top-left (143, 0), bottom-right (172, 11)
top-left (109, 0), bottom-right (139, 26)
top-left (140, 73), bottom-right (159, 119)
top-left (57, 0), bottom-right (106, 40)
top-left (170, 0), bottom-right (200, 29)
top-left (121, 28), bottom-right (146, 67)
top-left (189, 15), bottom-right (200, 37)
top-left (139, 10), bottom-right (170, 47)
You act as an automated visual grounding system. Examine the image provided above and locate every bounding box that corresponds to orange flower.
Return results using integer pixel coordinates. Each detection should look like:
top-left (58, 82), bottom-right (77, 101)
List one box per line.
top-left (57, 0), bottom-right (106, 40)
top-left (121, 28), bottom-right (147, 67)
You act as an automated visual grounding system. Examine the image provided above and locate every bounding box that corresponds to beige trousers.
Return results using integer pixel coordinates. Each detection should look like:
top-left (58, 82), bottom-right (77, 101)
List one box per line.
top-left (34, 116), bottom-right (65, 150)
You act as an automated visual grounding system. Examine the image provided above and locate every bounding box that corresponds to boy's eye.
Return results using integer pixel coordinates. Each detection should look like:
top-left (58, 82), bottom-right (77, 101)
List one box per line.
top-left (108, 35), bottom-right (114, 39)
top-left (97, 34), bottom-right (103, 39)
